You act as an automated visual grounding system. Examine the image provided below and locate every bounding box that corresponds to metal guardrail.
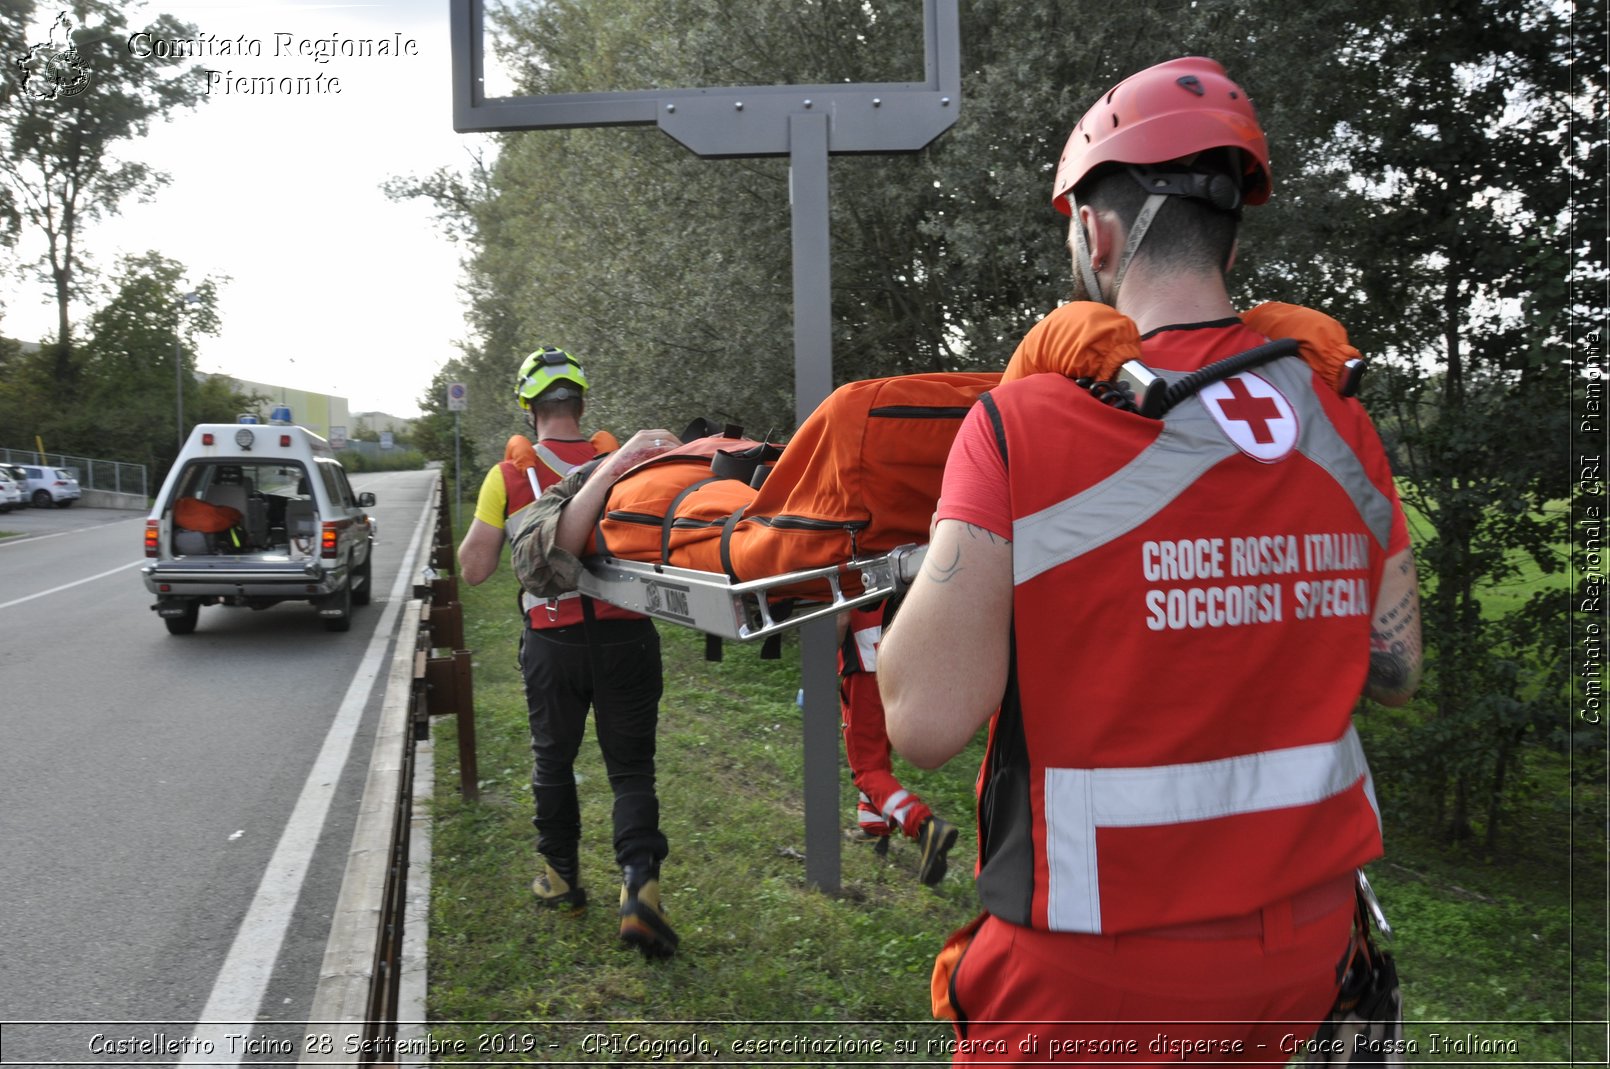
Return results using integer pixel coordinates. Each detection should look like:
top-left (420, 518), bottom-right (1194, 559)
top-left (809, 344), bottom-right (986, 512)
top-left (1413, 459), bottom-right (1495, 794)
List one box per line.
top-left (301, 473), bottom-right (479, 1066)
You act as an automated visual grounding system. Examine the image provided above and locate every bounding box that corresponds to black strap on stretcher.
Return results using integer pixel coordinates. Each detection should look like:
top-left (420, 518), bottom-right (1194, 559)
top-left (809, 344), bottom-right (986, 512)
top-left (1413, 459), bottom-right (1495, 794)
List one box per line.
top-left (661, 477), bottom-right (721, 565)
top-left (710, 441), bottom-right (784, 488)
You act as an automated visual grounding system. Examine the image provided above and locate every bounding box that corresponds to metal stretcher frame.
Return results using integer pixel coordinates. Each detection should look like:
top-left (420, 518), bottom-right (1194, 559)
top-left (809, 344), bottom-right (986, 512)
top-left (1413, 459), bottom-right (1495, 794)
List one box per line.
top-left (574, 544), bottom-right (929, 641)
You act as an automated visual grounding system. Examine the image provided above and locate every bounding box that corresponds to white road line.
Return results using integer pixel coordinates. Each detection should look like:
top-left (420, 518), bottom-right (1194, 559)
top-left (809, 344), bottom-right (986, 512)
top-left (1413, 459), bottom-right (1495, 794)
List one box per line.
top-left (0, 517), bottom-right (140, 548)
top-left (182, 490), bottom-right (436, 1065)
top-left (0, 559), bottom-right (147, 611)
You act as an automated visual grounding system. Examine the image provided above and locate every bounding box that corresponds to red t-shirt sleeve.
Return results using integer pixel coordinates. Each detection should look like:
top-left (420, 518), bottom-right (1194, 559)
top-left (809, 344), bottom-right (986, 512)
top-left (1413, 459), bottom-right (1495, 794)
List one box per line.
top-left (936, 402), bottom-right (1012, 540)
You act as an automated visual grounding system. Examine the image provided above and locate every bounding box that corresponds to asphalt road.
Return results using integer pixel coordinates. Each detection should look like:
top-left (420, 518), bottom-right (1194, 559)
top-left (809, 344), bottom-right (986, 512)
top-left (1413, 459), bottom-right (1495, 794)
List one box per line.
top-left (0, 468), bottom-right (439, 1064)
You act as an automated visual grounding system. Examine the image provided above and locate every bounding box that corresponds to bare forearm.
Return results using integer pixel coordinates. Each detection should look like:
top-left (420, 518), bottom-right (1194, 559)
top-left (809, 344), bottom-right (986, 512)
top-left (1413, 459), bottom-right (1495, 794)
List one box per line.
top-left (457, 519), bottom-right (504, 586)
top-left (1366, 547), bottom-right (1423, 705)
top-left (510, 429), bottom-right (681, 597)
top-left (554, 471), bottom-right (614, 558)
top-left (550, 428), bottom-right (680, 554)
top-left (882, 520), bottom-right (1012, 768)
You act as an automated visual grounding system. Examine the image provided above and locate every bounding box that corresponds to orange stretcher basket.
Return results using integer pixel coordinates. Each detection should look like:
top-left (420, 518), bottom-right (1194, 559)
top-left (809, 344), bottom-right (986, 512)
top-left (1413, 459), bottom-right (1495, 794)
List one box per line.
top-left (174, 496), bottom-right (243, 534)
top-left (589, 371), bottom-right (999, 599)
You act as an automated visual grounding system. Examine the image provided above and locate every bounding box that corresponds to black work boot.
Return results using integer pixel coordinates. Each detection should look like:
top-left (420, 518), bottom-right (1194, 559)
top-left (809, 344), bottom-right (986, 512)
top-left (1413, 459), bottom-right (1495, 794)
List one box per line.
top-left (916, 815), bottom-right (958, 887)
top-left (618, 864), bottom-right (679, 959)
top-left (531, 855), bottom-right (586, 911)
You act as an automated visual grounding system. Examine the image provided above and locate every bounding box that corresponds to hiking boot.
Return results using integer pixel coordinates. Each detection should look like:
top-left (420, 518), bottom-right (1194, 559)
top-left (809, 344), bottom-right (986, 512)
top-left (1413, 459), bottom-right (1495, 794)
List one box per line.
top-left (531, 860), bottom-right (586, 911)
top-left (916, 816), bottom-right (958, 887)
top-left (618, 864), bottom-right (679, 959)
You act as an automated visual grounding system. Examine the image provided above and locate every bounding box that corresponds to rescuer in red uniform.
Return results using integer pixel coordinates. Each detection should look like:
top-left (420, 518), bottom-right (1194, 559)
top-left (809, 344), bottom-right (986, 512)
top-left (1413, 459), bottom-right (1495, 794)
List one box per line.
top-left (838, 599), bottom-right (958, 885)
top-left (880, 57), bottom-right (1423, 1062)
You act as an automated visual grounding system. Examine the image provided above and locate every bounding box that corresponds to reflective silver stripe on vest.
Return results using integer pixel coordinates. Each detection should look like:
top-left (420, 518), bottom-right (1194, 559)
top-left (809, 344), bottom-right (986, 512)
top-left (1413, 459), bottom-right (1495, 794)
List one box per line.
top-left (1013, 409), bottom-right (1235, 585)
top-left (534, 442), bottom-right (582, 477)
top-left (517, 444), bottom-right (584, 620)
top-left (1043, 724), bottom-right (1380, 933)
top-left (1258, 358), bottom-right (1396, 551)
top-left (1012, 358), bottom-right (1396, 586)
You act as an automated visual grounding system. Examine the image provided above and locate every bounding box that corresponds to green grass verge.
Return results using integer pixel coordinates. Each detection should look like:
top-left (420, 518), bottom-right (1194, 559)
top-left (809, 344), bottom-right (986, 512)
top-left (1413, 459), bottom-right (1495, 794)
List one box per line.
top-left (426, 563), bottom-right (1603, 1064)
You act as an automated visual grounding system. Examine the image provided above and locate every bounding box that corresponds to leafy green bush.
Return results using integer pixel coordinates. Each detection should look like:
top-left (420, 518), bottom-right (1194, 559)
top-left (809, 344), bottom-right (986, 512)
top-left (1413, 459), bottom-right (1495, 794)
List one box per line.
top-left (340, 448), bottom-right (426, 473)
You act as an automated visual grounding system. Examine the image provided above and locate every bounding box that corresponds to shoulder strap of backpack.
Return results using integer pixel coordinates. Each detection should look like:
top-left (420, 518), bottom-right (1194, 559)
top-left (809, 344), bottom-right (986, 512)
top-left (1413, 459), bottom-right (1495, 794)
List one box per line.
top-left (979, 392), bottom-right (1009, 474)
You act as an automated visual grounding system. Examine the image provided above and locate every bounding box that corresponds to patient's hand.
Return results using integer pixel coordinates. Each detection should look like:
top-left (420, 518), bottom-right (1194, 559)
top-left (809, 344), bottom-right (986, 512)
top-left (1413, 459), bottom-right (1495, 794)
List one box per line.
top-left (600, 429), bottom-right (681, 483)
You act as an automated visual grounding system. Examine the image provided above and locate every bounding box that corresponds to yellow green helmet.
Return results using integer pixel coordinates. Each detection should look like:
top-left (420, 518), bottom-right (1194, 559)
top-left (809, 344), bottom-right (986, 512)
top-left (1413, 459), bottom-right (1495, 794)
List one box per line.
top-left (515, 346), bottom-right (589, 409)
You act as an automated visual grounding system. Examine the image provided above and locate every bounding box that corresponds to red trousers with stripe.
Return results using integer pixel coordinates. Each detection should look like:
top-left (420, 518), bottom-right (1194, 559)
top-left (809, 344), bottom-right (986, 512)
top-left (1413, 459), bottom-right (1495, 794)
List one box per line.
top-left (839, 668), bottom-right (932, 838)
top-left (942, 876), bottom-right (1354, 1064)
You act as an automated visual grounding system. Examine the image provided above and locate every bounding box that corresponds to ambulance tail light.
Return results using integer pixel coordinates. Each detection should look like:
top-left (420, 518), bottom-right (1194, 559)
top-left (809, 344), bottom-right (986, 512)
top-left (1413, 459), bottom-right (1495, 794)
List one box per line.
top-left (201, 432), bottom-right (215, 445)
top-left (144, 519), bottom-right (160, 557)
top-left (321, 522), bottom-right (340, 559)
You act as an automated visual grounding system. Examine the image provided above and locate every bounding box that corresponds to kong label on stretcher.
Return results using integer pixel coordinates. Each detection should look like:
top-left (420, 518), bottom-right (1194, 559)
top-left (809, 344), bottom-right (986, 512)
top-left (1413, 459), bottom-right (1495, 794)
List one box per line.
top-left (643, 579), bottom-right (695, 623)
top-left (1142, 531), bottom-right (1373, 632)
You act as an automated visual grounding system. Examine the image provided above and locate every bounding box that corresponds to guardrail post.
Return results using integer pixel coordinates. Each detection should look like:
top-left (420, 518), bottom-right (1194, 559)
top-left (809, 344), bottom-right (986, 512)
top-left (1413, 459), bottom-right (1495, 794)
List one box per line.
top-left (431, 476), bottom-right (457, 575)
top-left (427, 575), bottom-right (464, 651)
top-left (430, 541), bottom-right (455, 572)
top-left (411, 647), bottom-right (432, 741)
top-left (415, 590), bottom-right (478, 800)
top-left (409, 478), bottom-right (478, 800)
top-left (421, 646), bottom-right (478, 801)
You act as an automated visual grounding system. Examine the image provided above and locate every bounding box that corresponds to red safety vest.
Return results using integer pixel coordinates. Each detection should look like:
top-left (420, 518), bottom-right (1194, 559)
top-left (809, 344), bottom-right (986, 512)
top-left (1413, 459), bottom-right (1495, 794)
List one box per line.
top-left (974, 342), bottom-right (1399, 934)
top-left (840, 601), bottom-right (891, 676)
top-left (500, 440), bottom-right (640, 630)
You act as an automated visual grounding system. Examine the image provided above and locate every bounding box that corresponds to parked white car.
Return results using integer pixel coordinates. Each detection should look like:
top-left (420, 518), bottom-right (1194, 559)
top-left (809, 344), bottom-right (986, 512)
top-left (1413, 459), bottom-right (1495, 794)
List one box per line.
top-left (0, 466), bottom-right (22, 511)
top-left (14, 464), bottom-right (81, 508)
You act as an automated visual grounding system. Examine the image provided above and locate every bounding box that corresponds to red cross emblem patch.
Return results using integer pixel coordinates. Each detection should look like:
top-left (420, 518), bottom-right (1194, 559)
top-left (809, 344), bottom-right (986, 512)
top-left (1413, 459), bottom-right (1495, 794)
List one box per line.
top-left (1200, 373), bottom-right (1299, 462)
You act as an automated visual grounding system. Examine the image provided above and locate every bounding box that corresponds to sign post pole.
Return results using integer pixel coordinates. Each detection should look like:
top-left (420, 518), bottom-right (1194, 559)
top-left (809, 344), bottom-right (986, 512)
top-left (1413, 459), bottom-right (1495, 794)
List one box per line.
top-left (447, 382), bottom-right (468, 535)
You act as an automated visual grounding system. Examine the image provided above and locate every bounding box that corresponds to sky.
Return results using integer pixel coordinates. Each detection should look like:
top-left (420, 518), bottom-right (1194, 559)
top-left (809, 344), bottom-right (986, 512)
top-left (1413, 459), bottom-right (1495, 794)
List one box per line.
top-left (4, 0), bottom-right (502, 419)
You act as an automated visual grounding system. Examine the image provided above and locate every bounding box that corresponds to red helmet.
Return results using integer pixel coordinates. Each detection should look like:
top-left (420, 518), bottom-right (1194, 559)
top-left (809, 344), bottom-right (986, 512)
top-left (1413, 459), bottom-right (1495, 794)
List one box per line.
top-left (1052, 57), bottom-right (1271, 215)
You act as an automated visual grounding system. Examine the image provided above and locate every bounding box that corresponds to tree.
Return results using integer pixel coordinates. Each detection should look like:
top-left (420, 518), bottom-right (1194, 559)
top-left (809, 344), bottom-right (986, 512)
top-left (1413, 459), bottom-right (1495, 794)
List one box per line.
top-left (73, 251), bottom-right (250, 477)
top-left (0, 1), bottom-right (206, 374)
top-left (403, 0), bottom-right (1240, 463)
top-left (1239, 0), bottom-right (1592, 846)
top-left (0, 250), bottom-right (248, 476)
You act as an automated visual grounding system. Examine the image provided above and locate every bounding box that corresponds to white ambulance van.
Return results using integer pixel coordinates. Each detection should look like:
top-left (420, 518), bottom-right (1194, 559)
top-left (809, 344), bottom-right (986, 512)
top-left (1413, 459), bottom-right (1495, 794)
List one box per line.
top-left (141, 421), bottom-right (376, 634)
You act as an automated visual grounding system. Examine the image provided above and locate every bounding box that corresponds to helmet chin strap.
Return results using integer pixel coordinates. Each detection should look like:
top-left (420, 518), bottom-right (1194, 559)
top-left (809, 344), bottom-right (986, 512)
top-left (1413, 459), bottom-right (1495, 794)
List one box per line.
top-left (1110, 193), bottom-right (1169, 304)
top-left (1070, 192), bottom-right (1170, 307)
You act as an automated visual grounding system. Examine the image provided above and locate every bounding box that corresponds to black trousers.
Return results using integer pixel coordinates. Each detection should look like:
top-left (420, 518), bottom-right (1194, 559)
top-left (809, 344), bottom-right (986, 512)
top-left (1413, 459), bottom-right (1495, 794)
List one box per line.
top-left (519, 615), bottom-right (668, 871)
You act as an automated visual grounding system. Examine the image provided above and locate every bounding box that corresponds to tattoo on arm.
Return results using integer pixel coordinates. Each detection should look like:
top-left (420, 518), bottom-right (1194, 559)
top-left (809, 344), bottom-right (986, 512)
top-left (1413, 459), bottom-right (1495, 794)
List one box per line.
top-left (924, 543), bottom-right (964, 584)
top-left (962, 524), bottom-right (1008, 545)
top-left (1367, 582), bottom-right (1421, 697)
top-left (923, 524), bottom-right (1009, 584)
top-left (1367, 651), bottom-right (1412, 694)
